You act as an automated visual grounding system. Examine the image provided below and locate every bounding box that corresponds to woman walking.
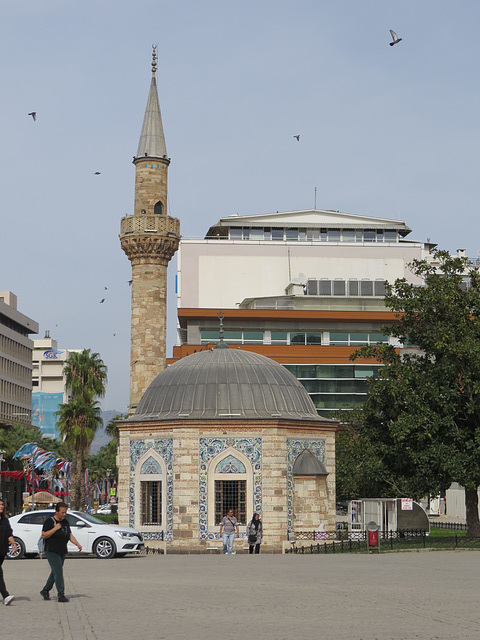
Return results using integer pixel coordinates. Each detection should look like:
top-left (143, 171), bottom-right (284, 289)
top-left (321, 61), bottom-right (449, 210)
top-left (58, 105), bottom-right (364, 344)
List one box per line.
top-left (246, 513), bottom-right (263, 554)
top-left (0, 499), bottom-right (17, 605)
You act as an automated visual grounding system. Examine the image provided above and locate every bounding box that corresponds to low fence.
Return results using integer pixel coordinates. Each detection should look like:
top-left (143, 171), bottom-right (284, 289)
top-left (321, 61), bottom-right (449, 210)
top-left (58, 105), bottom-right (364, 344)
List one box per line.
top-left (285, 529), bottom-right (480, 554)
top-left (430, 521), bottom-right (467, 531)
top-left (293, 528), bottom-right (426, 542)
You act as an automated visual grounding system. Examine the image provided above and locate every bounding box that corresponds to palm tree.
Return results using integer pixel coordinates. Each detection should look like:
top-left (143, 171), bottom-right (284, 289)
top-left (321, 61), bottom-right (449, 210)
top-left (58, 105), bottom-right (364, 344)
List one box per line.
top-left (57, 399), bottom-right (103, 509)
top-left (64, 349), bottom-right (107, 403)
top-left (58, 350), bottom-right (107, 509)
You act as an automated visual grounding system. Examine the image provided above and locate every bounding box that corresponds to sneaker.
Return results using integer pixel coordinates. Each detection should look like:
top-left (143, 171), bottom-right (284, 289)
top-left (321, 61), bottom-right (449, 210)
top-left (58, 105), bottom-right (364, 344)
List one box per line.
top-left (58, 595), bottom-right (69, 603)
top-left (40, 589), bottom-right (50, 601)
top-left (4, 595), bottom-right (15, 606)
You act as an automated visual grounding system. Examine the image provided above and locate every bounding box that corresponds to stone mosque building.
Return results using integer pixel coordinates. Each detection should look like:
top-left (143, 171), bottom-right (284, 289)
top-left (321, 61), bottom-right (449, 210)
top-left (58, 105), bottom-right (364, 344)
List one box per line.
top-left (117, 50), bottom-right (338, 552)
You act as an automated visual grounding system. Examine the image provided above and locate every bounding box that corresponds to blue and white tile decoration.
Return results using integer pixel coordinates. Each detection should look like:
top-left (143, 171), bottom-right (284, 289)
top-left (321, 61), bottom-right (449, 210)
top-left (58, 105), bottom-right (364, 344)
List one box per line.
top-left (215, 454), bottom-right (246, 474)
top-left (199, 437), bottom-right (262, 540)
top-left (130, 438), bottom-right (173, 541)
top-left (286, 439), bottom-right (326, 531)
top-left (140, 456), bottom-right (162, 474)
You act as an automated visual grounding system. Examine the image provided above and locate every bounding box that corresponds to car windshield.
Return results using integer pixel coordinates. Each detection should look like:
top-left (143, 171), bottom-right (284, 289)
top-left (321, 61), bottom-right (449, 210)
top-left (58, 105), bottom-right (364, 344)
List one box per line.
top-left (72, 511), bottom-right (107, 525)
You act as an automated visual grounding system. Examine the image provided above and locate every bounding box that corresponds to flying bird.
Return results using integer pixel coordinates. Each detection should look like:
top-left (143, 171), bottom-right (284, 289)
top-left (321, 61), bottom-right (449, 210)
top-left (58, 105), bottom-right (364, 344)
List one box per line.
top-left (293, 135), bottom-right (300, 141)
top-left (28, 112), bottom-right (37, 121)
top-left (94, 171), bottom-right (101, 175)
top-left (128, 280), bottom-right (133, 286)
top-left (389, 30), bottom-right (402, 46)
top-left (104, 286), bottom-right (108, 290)
top-left (100, 299), bottom-right (105, 303)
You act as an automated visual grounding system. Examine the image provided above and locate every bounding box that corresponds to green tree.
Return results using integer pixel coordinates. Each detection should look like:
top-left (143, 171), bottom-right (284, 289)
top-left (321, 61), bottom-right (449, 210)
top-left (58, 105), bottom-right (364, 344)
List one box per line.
top-left (64, 349), bottom-right (107, 403)
top-left (105, 414), bottom-right (124, 442)
top-left (57, 399), bottom-right (103, 509)
top-left (340, 251), bottom-right (480, 537)
top-left (85, 414), bottom-right (124, 482)
top-left (86, 440), bottom-right (118, 482)
top-left (58, 350), bottom-right (107, 509)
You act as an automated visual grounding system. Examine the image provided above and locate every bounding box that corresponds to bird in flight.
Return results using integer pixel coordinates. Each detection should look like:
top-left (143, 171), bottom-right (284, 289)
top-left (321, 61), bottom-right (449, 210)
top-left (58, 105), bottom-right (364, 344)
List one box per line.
top-left (94, 171), bottom-right (101, 175)
top-left (293, 135), bottom-right (300, 141)
top-left (100, 299), bottom-right (105, 304)
top-left (28, 112), bottom-right (37, 121)
top-left (389, 30), bottom-right (402, 46)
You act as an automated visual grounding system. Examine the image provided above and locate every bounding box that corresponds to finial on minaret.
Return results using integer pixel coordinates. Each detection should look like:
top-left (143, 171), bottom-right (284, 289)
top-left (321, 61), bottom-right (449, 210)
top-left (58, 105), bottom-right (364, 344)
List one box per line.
top-left (152, 45), bottom-right (158, 75)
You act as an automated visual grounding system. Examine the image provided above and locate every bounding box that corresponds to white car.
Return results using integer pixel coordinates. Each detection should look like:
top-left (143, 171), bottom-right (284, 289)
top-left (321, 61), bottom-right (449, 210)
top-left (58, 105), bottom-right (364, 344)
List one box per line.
top-left (95, 504), bottom-right (116, 515)
top-left (6, 510), bottom-right (144, 559)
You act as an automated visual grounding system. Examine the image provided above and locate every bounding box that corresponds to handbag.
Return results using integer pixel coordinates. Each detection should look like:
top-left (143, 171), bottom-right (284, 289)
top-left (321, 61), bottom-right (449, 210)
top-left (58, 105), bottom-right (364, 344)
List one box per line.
top-left (38, 516), bottom-right (54, 555)
top-left (248, 533), bottom-right (257, 544)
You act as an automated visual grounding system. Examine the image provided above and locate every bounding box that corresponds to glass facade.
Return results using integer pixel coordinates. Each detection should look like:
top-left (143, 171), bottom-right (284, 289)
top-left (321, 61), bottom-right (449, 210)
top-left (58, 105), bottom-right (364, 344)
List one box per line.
top-left (283, 364), bottom-right (382, 420)
top-left (201, 329), bottom-right (387, 347)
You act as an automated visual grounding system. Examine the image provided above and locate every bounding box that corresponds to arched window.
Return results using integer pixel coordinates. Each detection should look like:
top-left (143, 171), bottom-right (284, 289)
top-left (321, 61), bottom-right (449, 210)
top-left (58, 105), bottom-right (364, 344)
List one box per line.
top-left (208, 448), bottom-right (252, 527)
top-left (135, 451), bottom-right (166, 530)
top-left (154, 200), bottom-right (163, 215)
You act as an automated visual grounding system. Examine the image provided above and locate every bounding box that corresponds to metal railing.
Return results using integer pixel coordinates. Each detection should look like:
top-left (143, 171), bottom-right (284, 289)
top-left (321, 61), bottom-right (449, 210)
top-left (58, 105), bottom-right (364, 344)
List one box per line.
top-left (430, 521), bottom-right (467, 531)
top-left (285, 529), bottom-right (480, 554)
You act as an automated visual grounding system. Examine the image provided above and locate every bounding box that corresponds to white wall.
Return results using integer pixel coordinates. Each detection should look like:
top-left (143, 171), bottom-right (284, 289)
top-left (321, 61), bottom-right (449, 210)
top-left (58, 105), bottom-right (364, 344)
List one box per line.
top-left (178, 240), bottom-right (427, 309)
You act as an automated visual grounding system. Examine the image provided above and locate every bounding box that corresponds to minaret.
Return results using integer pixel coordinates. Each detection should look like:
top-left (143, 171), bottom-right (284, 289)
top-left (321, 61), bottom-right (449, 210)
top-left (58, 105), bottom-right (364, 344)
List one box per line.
top-left (120, 47), bottom-right (180, 413)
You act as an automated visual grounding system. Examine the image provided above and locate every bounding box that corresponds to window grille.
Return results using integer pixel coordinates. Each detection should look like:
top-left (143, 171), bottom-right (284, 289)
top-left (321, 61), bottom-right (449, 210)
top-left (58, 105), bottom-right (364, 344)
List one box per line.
top-left (141, 480), bottom-right (162, 526)
top-left (215, 480), bottom-right (246, 525)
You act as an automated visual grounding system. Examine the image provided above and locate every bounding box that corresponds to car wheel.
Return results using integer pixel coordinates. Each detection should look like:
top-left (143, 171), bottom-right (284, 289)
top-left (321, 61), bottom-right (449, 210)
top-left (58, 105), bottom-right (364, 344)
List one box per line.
top-left (7, 537), bottom-right (25, 559)
top-left (93, 537), bottom-right (116, 559)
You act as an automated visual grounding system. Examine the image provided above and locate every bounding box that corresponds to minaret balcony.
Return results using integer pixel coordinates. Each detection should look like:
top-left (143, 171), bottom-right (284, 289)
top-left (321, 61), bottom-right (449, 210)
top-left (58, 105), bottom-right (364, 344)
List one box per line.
top-left (120, 214), bottom-right (180, 237)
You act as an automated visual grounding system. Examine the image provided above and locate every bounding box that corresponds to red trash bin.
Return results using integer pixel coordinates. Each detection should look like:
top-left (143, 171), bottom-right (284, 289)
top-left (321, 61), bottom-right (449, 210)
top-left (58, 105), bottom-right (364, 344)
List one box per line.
top-left (368, 529), bottom-right (378, 546)
top-left (367, 521), bottom-right (380, 552)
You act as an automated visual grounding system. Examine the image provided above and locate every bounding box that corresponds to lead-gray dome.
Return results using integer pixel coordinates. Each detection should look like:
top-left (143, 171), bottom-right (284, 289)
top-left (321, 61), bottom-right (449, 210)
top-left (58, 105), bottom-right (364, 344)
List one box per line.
top-left (128, 347), bottom-right (324, 422)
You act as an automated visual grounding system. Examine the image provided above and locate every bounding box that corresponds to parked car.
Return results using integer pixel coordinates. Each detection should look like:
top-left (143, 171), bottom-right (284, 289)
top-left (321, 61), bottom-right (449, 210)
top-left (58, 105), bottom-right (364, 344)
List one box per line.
top-left (6, 510), bottom-right (144, 559)
top-left (95, 504), bottom-right (117, 515)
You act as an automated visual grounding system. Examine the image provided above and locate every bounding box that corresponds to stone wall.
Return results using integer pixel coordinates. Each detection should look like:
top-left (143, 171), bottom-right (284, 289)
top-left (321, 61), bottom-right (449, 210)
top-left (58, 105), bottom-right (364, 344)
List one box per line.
top-left (134, 160), bottom-right (168, 215)
top-left (117, 420), bottom-right (337, 553)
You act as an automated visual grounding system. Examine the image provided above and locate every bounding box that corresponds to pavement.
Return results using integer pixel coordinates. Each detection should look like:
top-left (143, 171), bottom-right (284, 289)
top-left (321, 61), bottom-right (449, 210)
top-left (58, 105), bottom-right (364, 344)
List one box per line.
top-left (2, 550), bottom-right (480, 639)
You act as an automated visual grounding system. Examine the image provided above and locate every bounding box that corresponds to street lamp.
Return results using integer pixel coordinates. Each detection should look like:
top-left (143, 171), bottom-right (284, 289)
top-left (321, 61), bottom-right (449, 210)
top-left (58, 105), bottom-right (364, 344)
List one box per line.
top-left (0, 450), bottom-right (5, 500)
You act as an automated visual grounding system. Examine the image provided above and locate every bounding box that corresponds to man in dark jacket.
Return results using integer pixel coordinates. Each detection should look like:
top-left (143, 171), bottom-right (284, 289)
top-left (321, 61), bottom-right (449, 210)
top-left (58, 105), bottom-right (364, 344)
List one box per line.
top-left (0, 498), bottom-right (17, 605)
top-left (40, 502), bottom-right (82, 603)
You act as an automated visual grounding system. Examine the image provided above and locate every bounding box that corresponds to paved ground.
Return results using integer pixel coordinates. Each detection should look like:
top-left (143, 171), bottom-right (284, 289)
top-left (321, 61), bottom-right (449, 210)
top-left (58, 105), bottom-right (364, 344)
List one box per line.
top-left (2, 550), bottom-right (480, 639)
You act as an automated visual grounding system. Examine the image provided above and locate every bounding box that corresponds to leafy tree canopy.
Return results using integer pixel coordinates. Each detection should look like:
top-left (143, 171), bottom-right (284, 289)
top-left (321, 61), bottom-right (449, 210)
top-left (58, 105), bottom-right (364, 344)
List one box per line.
top-left (86, 439), bottom-right (118, 481)
top-left (339, 251), bottom-right (480, 536)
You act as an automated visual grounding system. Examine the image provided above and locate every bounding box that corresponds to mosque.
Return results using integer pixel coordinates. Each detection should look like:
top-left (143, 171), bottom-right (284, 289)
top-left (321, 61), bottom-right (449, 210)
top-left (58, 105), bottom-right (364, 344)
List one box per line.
top-left (117, 49), bottom-right (338, 552)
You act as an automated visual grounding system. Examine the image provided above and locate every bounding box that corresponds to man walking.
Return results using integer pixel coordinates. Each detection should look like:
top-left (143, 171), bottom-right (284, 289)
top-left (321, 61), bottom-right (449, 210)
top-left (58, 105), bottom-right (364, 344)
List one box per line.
top-left (40, 502), bottom-right (82, 603)
top-left (219, 508), bottom-right (239, 555)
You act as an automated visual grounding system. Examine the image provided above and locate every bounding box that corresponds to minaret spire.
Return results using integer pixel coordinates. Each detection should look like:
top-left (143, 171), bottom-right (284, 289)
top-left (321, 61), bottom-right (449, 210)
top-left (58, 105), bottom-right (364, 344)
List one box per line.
top-left (135, 44), bottom-right (167, 161)
top-left (120, 50), bottom-right (180, 414)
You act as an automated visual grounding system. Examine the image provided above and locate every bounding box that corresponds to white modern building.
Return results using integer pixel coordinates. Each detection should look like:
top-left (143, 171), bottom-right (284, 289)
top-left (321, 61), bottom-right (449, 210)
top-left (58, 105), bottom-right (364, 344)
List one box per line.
top-left (32, 331), bottom-right (80, 438)
top-left (177, 209), bottom-right (434, 312)
top-left (172, 208), bottom-right (441, 421)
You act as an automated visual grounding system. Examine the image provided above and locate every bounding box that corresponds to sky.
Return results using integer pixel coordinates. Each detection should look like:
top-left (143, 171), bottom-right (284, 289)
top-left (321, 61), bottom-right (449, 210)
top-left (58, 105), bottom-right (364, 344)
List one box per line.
top-left (2, 1), bottom-right (480, 412)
